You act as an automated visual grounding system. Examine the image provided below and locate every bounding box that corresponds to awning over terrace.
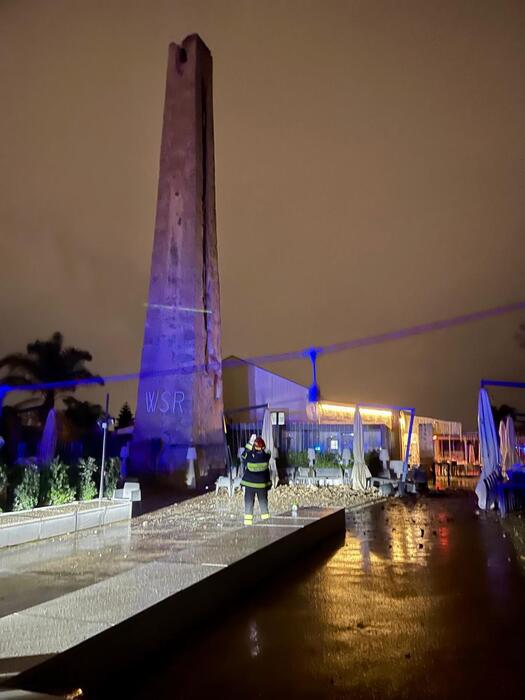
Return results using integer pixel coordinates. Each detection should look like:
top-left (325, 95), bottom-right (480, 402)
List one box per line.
top-left (306, 401), bottom-right (394, 429)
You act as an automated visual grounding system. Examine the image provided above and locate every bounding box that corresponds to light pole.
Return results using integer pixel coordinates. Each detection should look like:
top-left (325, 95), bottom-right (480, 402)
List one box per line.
top-left (98, 393), bottom-right (111, 502)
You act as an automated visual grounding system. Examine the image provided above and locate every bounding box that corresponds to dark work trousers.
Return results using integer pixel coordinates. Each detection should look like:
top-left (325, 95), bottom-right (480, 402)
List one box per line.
top-left (244, 487), bottom-right (269, 519)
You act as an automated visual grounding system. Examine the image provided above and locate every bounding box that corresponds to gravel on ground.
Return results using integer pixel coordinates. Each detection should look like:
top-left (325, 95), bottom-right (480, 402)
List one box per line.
top-left (131, 484), bottom-right (383, 537)
top-left (501, 511), bottom-right (525, 573)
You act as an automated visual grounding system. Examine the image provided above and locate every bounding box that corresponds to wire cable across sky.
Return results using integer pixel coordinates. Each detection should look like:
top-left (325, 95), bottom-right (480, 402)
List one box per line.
top-left (244, 300), bottom-right (525, 367)
top-left (1, 300), bottom-right (524, 399)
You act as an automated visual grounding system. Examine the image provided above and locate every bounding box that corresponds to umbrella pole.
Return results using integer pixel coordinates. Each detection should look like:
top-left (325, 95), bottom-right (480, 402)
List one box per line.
top-left (98, 393), bottom-right (110, 503)
top-left (222, 414), bottom-right (234, 497)
top-left (402, 409), bottom-right (415, 482)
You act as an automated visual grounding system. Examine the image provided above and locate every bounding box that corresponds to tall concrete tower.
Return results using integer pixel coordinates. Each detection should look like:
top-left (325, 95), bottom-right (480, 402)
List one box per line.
top-left (131, 36), bottom-right (224, 482)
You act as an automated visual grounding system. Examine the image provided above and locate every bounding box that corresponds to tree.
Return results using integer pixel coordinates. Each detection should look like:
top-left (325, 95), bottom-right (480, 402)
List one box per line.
top-left (63, 397), bottom-right (103, 431)
top-left (0, 332), bottom-right (103, 417)
top-left (116, 402), bottom-right (134, 429)
top-left (492, 403), bottom-right (516, 428)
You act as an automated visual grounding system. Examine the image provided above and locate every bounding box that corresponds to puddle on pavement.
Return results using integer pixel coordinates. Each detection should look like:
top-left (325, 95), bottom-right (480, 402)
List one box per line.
top-left (80, 492), bottom-right (525, 700)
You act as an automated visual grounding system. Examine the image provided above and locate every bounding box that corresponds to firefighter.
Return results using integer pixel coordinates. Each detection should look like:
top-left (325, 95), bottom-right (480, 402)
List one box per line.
top-left (241, 436), bottom-right (271, 525)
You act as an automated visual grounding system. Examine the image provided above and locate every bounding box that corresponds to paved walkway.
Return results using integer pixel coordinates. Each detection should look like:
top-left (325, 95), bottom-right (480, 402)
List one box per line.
top-left (0, 486), bottom-right (378, 621)
top-left (115, 492), bottom-right (525, 700)
top-left (0, 497), bottom-right (345, 697)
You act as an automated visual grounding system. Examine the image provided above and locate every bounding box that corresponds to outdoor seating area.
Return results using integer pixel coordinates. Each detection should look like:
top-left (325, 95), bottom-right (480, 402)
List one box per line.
top-left (220, 463), bottom-right (416, 497)
top-left (292, 466), bottom-right (344, 487)
top-left (434, 461), bottom-right (481, 478)
top-left (215, 474), bottom-right (242, 496)
top-left (113, 480), bottom-right (142, 502)
top-left (476, 382), bottom-right (525, 516)
top-left (222, 362), bottom-right (477, 498)
top-left (478, 468), bottom-right (525, 517)
top-left (495, 469), bottom-right (525, 517)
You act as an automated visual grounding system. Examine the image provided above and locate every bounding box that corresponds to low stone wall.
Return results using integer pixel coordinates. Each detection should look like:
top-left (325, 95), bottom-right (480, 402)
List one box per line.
top-left (0, 499), bottom-right (132, 548)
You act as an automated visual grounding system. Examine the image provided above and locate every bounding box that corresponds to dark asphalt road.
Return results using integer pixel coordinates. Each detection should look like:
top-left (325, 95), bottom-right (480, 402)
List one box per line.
top-left (104, 492), bottom-right (525, 699)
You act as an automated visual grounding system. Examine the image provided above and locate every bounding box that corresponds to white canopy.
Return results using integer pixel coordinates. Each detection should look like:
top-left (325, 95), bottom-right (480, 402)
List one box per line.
top-left (38, 408), bottom-right (57, 466)
top-left (262, 408), bottom-right (278, 487)
top-left (475, 388), bottom-right (499, 509)
top-left (499, 419), bottom-right (509, 473)
top-left (351, 407), bottom-right (371, 491)
top-left (503, 415), bottom-right (518, 471)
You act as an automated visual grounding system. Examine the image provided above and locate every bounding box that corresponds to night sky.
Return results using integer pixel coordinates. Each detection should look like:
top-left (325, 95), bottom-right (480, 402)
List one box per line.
top-left (1, 0), bottom-right (524, 428)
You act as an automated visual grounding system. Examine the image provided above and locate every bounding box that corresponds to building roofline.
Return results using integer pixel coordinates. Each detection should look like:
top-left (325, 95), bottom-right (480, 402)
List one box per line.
top-left (222, 357), bottom-right (405, 410)
top-left (222, 355), bottom-right (309, 391)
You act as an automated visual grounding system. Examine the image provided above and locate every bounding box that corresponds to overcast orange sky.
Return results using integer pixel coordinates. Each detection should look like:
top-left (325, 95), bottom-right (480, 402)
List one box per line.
top-left (1, 0), bottom-right (524, 428)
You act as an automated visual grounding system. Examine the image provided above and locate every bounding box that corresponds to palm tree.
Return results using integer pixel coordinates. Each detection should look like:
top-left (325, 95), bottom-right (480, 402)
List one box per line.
top-left (492, 403), bottom-right (516, 428)
top-left (0, 332), bottom-right (103, 418)
top-left (63, 397), bottom-right (103, 431)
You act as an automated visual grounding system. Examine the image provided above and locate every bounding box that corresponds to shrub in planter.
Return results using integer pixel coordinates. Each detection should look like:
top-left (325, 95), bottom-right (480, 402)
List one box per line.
top-left (77, 457), bottom-right (97, 501)
top-left (314, 452), bottom-right (341, 469)
top-left (13, 464), bottom-right (40, 511)
top-left (41, 458), bottom-right (76, 506)
top-left (0, 463), bottom-right (7, 511)
top-left (0, 463), bottom-right (6, 495)
top-left (104, 456), bottom-right (121, 498)
top-left (286, 450), bottom-right (309, 469)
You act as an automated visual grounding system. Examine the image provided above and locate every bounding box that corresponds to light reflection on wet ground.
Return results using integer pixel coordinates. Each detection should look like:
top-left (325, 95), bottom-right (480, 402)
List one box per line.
top-left (0, 487), bottom-right (378, 619)
top-left (433, 476), bottom-right (477, 491)
top-left (111, 493), bottom-right (525, 700)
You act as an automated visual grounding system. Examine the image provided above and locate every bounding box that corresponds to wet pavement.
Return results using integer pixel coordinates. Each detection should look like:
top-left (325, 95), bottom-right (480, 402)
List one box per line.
top-left (102, 491), bottom-right (525, 700)
top-left (0, 486), bottom-right (379, 620)
top-left (0, 503), bottom-right (347, 700)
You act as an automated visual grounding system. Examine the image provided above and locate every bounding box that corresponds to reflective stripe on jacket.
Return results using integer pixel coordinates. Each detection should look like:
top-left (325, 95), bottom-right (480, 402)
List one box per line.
top-left (240, 447), bottom-right (271, 489)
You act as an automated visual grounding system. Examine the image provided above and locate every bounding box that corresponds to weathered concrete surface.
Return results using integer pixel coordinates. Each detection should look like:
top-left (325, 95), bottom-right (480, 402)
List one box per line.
top-left (0, 487), bottom-right (377, 621)
top-left (0, 691), bottom-right (61, 699)
top-left (132, 35), bottom-right (224, 478)
top-left (114, 493), bottom-right (525, 700)
top-left (2, 506), bottom-right (344, 696)
top-left (0, 500), bottom-right (130, 549)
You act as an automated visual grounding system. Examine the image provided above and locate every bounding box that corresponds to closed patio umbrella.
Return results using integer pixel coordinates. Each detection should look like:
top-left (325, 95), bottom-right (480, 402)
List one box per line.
top-left (499, 419), bottom-right (508, 474)
top-left (505, 415), bottom-right (518, 469)
top-left (38, 408), bottom-right (57, 466)
top-left (262, 408), bottom-right (278, 488)
top-left (475, 388), bottom-right (500, 509)
top-left (351, 408), bottom-right (371, 491)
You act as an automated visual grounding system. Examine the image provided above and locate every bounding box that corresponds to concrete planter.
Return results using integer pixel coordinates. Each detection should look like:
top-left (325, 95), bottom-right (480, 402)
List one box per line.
top-left (0, 499), bottom-right (132, 549)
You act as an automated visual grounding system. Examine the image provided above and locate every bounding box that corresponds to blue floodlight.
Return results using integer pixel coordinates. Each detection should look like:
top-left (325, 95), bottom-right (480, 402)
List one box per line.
top-left (305, 347), bottom-right (322, 403)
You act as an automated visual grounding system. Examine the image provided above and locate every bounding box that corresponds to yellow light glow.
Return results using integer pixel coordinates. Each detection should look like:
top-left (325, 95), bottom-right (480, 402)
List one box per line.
top-left (361, 407), bottom-right (393, 419)
top-left (314, 402), bottom-right (394, 428)
top-left (318, 402), bottom-right (392, 419)
top-left (318, 402), bottom-right (355, 414)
